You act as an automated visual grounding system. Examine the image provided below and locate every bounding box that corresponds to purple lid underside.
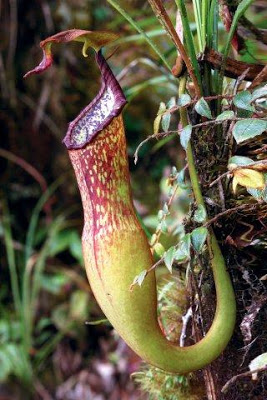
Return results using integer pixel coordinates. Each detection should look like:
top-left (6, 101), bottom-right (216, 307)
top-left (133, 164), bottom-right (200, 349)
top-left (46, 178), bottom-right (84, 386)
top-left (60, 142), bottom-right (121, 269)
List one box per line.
top-left (63, 51), bottom-right (127, 150)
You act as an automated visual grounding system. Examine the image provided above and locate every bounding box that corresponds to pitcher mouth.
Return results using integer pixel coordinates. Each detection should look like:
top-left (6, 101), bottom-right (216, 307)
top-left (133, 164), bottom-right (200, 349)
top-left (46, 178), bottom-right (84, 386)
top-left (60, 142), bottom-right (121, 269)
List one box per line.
top-left (63, 51), bottom-right (127, 150)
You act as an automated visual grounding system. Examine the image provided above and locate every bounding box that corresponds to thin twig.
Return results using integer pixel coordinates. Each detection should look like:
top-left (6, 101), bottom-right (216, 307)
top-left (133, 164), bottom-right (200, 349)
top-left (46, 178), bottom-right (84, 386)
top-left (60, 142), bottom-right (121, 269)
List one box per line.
top-left (204, 203), bottom-right (260, 227)
top-left (221, 366), bottom-right (267, 394)
top-left (147, 0), bottom-right (202, 98)
top-left (200, 48), bottom-right (264, 81)
top-left (218, 179), bottom-right (226, 211)
top-left (162, 94), bottom-right (235, 115)
top-left (130, 257), bottom-right (164, 290)
top-left (209, 171), bottom-right (229, 187)
top-left (134, 115), bottom-right (267, 163)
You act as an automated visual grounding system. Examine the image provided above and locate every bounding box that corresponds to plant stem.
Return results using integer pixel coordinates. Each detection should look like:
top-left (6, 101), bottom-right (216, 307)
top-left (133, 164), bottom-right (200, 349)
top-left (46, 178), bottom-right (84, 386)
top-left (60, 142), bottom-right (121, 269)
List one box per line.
top-left (148, 0), bottom-right (202, 98)
top-left (192, 0), bottom-right (203, 51)
top-left (208, 0), bottom-right (219, 94)
top-left (178, 77), bottom-right (205, 207)
top-left (2, 199), bottom-right (22, 315)
top-left (201, 0), bottom-right (209, 50)
top-left (178, 75), bottom-right (236, 363)
top-left (218, 0), bottom-right (254, 96)
top-left (175, 0), bottom-right (202, 89)
top-left (106, 0), bottom-right (172, 71)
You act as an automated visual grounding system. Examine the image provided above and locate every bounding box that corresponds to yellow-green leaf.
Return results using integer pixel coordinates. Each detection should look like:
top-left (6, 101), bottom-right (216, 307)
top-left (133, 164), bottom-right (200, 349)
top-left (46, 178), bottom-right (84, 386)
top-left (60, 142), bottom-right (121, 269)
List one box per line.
top-left (232, 169), bottom-right (265, 192)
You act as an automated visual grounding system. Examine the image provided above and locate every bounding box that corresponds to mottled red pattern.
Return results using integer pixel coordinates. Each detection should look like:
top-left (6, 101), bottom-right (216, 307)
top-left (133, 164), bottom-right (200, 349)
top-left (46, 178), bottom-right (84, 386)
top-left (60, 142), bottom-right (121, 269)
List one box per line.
top-left (68, 115), bottom-right (137, 239)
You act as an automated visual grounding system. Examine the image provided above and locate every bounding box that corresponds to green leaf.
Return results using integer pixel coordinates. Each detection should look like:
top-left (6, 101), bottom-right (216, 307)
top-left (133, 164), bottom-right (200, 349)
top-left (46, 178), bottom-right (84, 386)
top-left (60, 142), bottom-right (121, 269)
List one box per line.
top-left (216, 110), bottom-right (235, 121)
top-left (252, 86), bottom-right (267, 101)
top-left (0, 346), bottom-right (12, 381)
top-left (162, 97), bottom-right (176, 132)
top-left (247, 187), bottom-right (264, 200)
top-left (249, 352), bottom-right (267, 380)
top-left (158, 210), bottom-right (164, 221)
top-left (137, 270), bottom-right (147, 286)
top-left (174, 234), bottom-right (191, 262)
top-left (176, 168), bottom-right (185, 186)
top-left (247, 176), bottom-right (267, 200)
top-left (233, 91), bottom-right (254, 111)
top-left (159, 220), bottom-right (168, 234)
top-left (154, 102), bottom-right (166, 134)
top-left (191, 227), bottom-right (208, 252)
top-left (153, 242), bottom-right (165, 257)
top-left (164, 246), bottom-right (175, 273)
top-left (162, 202), bottom-right (169, 214)
top-left (132, 270), bottom-right (147, 288)
top-left (180, 125), bottom-right (192, 149)
top-left (171, 166), bottom-right (177, 175)
top-left (0, 344), bottom-right (32, 384)
top-left (233, 119), bottom-right (267, 143)
top-left (193, 204), bottom-right (207, 223)
top-left (194, 97), bottom-right (212, 119)
top-left (177, 94), bottom-right (191, 106)
top-left (150, 233), bottom-right (157, 246)
top-left (228, 155), bottom-right (254, 167)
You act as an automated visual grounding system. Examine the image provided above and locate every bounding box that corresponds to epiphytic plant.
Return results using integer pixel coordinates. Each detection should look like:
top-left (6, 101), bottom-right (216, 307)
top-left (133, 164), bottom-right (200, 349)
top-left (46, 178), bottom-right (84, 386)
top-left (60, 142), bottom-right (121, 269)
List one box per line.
top-left (24, 29), bottom-right (236, 374)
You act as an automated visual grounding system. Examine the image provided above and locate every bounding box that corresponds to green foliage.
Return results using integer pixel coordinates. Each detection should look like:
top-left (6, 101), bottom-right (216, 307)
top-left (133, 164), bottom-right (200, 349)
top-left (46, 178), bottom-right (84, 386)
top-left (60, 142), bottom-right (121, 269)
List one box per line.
top-left (249, 352), bottom-right (267, 375)
top-left (233, 119), bottom-right (267, 143)
top-left (162, 97), bottom-right (176, 132)
top-left (194, 97), bottom-right (212, 119)
top-left (251, 86), bottom-right (267, 101)
top-left (228, 155), bottom-right (255, 167)
top-left (164, 247), bottom-right (176, 273)
top-left (180, 125), bottom-right (192, 150)
top-left (191, 227), bottom-right (208, 253)
top-left (233, 91), bottom-right (254, 111)
top-left (247, 176), bottom-right (267, 202)
top-left (216, 110), bottom-right (235, 121)
top-left (193, 204), bottom-right (207, 223)
top-left (0, 342), bottom-right (32, 384)
top-left (174, 234), bottom-right (191, 262)
top-left (177, 94), bottom-right (191, 107)
top-left (1, 189), bottom-right (90, 388)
